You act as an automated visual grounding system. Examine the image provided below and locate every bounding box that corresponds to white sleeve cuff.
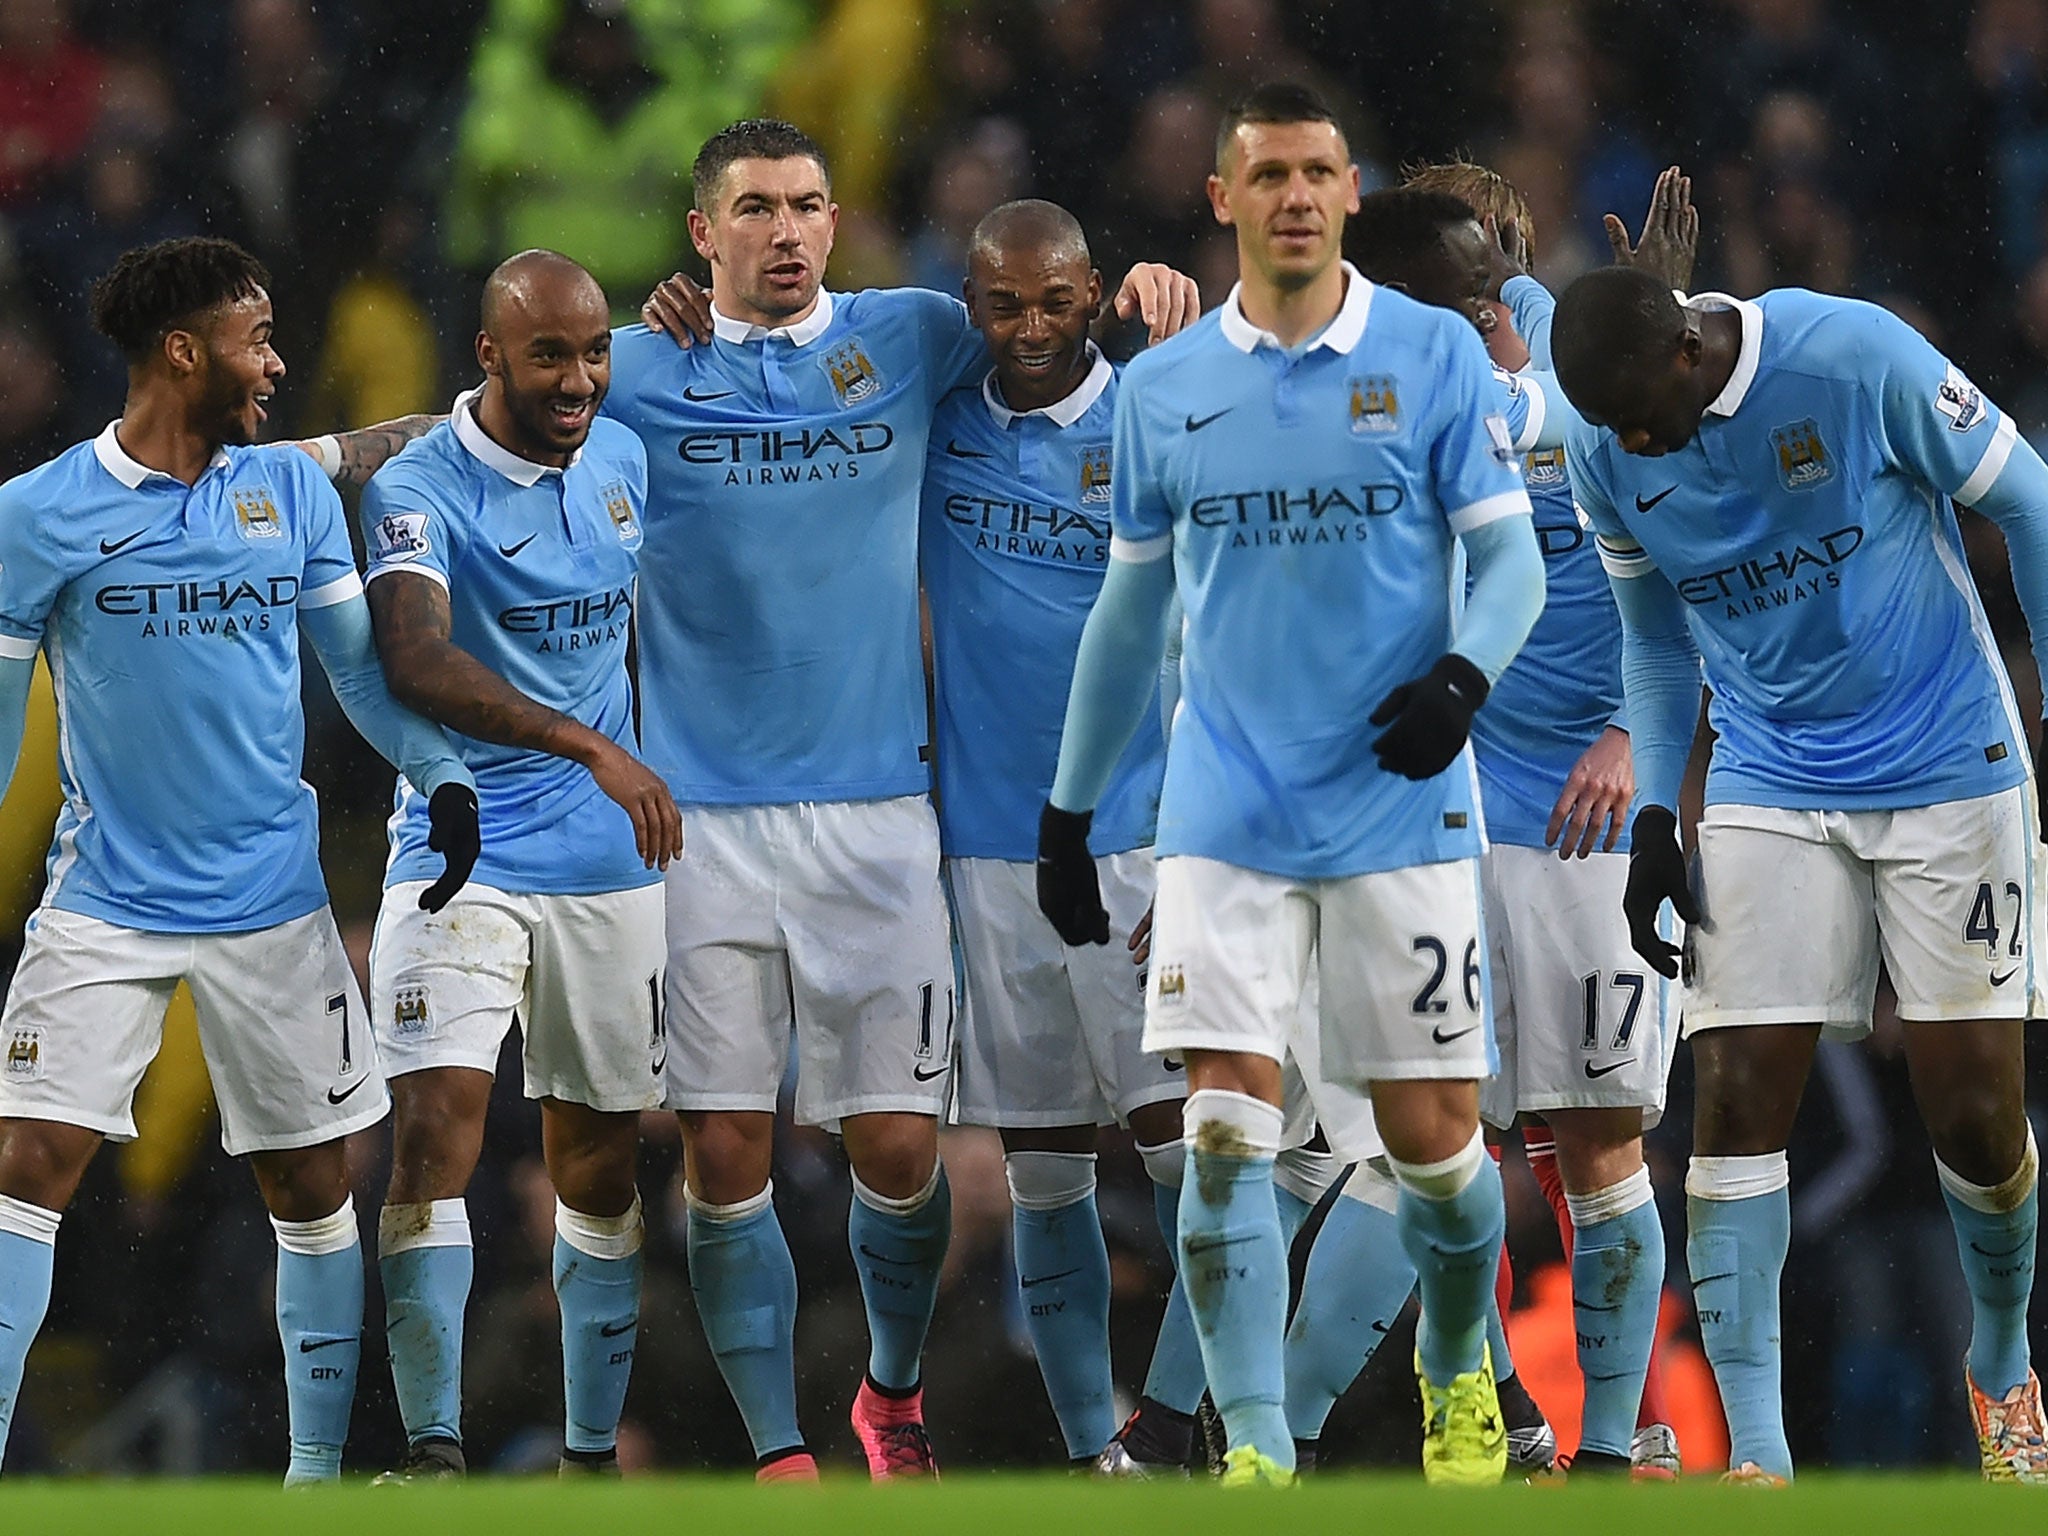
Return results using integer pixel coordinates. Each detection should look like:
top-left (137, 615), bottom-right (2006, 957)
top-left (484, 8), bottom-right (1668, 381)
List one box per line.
top-left (0, 631), bottom-right (40, 659)
top-left (1957, 412), bottom-right (2018, 505)
top-left (363, 563), bottom-right (449, 592)
top-left (1109, 532), bottom-right (1172, 564)
top-left (298, 571), bottom-right (366, 609)
top-left (1595, 534), bottom-right (1657, 579)
top-left (1512, 373), bottom-right (1547, 454)
top-left (1446, 488), bottom-right (1532, 536)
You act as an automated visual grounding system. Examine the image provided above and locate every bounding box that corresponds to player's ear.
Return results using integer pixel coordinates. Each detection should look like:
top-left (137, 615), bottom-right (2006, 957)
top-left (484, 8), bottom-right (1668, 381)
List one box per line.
top-left (686, 208), bottom-right (718, 266)
top-left (962, 274), bottom-right (979, 327)
top-left (475, 329), bottom-right (498, 379)
top-left (161, 326), bottom-right (200, 378)
top-left (1085, 268), bottom-right (1103, 320)
top-left (1344, 162), bottom-right (1362, 214)
top-left (1207, 172), bottom-right (1231, 227)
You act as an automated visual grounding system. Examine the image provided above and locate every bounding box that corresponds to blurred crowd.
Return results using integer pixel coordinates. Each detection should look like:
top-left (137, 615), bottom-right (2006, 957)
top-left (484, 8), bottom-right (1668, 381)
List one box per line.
top-left (1, 0), bottom-right (2047, 1478)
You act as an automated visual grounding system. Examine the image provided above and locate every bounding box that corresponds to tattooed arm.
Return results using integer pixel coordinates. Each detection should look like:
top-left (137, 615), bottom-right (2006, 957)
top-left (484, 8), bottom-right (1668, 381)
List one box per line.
top-left (366, 569), bottom-right (682, 867)
top-left (292, 413), bottom-right (444, 488)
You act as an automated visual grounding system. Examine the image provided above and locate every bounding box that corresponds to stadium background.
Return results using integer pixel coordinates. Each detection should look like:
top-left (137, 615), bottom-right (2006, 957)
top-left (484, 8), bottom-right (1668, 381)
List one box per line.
top-left (0, 0), bottom-right (2043, 1479)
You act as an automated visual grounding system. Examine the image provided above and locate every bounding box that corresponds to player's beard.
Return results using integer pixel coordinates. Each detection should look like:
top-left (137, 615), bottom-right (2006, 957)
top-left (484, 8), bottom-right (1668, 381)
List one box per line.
top-left (199, 357), bottom-right (259, 447)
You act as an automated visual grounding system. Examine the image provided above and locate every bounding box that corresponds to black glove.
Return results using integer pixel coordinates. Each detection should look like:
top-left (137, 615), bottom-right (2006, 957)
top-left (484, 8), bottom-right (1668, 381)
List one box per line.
top-left (419, 782), bottom-right (481, 912)
top-left (1622, 805), bottom-right (1700, 978)
top-left (1037, 803), bottom-right (1109, 945)
top-left (1369, 653), bottom-right (1489, 780)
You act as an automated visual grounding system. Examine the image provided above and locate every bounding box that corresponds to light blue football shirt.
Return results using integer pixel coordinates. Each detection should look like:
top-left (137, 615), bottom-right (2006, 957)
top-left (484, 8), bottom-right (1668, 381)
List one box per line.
top-left (1112, 265), bottom-right (1533, 879)
top-left (1571, 289), bottom-right (2030, 811)
top-left (603, 288), bottom-right (985, 804)
top-left (0, 426), bottom-right (364, 932)
top-left (922, 346), bottom-right (1164, 862)
top-left (360, 394), bottom-right (655, 896)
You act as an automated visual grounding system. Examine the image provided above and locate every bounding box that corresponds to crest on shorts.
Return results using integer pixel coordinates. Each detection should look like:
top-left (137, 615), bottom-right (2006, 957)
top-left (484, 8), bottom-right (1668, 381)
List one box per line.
top-left (391, 985), bottom-right (432, 1039)
top-left (3, 1026), bottom-right (43, 1082)
top-left (1079, 444), bottom-right (1112, 505)
top-left (232, 486), bottom-right (284, 539)
top-left (822, 339), bottom-right (883, 406)
top-left (1154, 963), bottom-right (1187, 1008)
top-left (1771, 419), bottom-right (1833, 492)
top-left (599, 478), bottom-right (639, 542)
top-left (1348, 375), bottom-right (1399, 434)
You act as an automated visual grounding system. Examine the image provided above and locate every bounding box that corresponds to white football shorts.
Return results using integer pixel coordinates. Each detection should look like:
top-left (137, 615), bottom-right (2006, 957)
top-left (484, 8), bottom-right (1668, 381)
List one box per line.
top-left (0, 904), bottom-right (385, 1155)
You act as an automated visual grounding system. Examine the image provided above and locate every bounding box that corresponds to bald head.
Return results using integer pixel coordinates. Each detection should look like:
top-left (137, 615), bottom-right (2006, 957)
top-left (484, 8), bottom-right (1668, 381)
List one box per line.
top-left (969, 200), bottom-right (1090, 273)
top-left (481, 248), bottom-right (605, 335)
top-left (473, 248), bottom-right (612, 466)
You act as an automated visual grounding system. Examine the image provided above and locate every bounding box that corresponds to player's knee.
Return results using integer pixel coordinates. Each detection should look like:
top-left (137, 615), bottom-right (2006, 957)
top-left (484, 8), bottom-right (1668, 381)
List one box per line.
top-left (250, 1141), bottom-right (351, 1224)
top-left (1927, 1096), bottom-right (2031, 1189)
top-left (387, 1069), bottom-right (491, 1200)
top-left (846, 1130), bottom-right (938, 1202)
top-left (681, 1110), bottom-right (774, 1205)
top-left (0, 1120), bottom-right (98, 1212)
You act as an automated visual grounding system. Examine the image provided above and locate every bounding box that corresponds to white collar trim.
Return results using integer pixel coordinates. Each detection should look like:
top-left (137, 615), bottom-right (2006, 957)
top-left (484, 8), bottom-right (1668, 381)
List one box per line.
top-left (1218, 262), bottom-right (1373, 355)
top-left (1691, 291), bottom-right (1764, 417)
top-left (93, 421), bottom-right (230, 489)
top-left (710, 287), bottom-right (836, 347)
top-left (981, 344), bottom-right (1112, 429)
top-left (451, 387), bottom-right (579, 486)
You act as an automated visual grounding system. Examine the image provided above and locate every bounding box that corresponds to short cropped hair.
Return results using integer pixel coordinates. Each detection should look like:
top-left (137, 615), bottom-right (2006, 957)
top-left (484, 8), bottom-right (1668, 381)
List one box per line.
top-left (1215, 81), bottom-right (1342, 168)
top-left (692, 118), bottom-right (830, 212)
top-left (969, 199), bottom-right (1091, 271)
top-left (1348, 188), bottom-right (1479, 282)
top-left (88, 237), bottom-right (271, 362)
top-left (1553, 265), bottom-right (1689, 401)
top-left (1402, 159), bottom-right (1536, 265)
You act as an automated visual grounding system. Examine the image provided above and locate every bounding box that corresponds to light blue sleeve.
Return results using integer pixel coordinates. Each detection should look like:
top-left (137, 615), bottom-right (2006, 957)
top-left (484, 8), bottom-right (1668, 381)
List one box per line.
top-left (360, 461), bottom-right (462, 588)
top-left (0, 652), bottom-right (32, 803)
top-left (1454, 515), bottom-right (1545, 683)
top-left (1610, 564), bottom-right (1702, 814)
top-left (1502, 274), bottom-right (1556, 370)
top-left (301, 592), bottom-right (473, 797)
top-left (1494, 365), bottom-right (1584, 454)
top-left (1158, 593), bottom-right (1184, 749)
top-left (1108, 366), bottom-right (1174, 547)
top-left (1434, 321), bottom-right (1534, 532)
top-left (1048, 553), bottom-right (1177, 813)
top-left (1965, 432), bottom-right (2048, 714)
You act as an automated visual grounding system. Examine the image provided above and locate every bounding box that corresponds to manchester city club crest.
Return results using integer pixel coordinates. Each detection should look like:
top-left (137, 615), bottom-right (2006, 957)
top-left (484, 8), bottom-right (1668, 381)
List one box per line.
top-left (1525, 446), bottom-right (1567, 488)
top-left (1348, 375), bottom-right (1399, 434)
top-left (1771, 418), bottom-right (1834, 491)
top-left (822, 339), bottom-right (883, 405)
top-left (1079, 444), bottom-right (1112, 505)
top-left (391, 984), bottom-right (432, 1040)
top-left (3, 1025), bottom-right (42, 1082)
top-left (231, 485), bottom-right (284, 538)
top-left (600, 479), bottom-right (639, 540)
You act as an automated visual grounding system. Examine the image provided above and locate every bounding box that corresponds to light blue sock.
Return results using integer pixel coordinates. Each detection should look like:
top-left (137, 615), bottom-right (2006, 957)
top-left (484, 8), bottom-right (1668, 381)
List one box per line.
top-left (1392, 1134), bottom-right (1505, 1386)
top-left (1485, 1289), bottom-right (1516, 1380)
top-left (377, 1199), bottom-right (472, 1446)
top-left (1686, 1154), bottom-right (1793, 1478)
top-left (1007, 1152), bottom-right (1115, 1458)
top-left (1283, 1171), bottom-right (1416, 1441)
top-left (849, 1164), bottom-right (951, 1390)
top-left (1569, 1170), bottom-right (1665, 1457)
top-left (686, 1183), bottom-right (804, 1457)
top-left (1181, 1092), bottom-right (1291, 1469)
top-left (1140, 1154), bottom-right (1208, 1415)
top-left (1274, 1143), bottom-right (1338, 1248)
top-left (0, 1198), bottom-right (60, 1472)
top-left (553, 1197), bottom-right (643, 1454)
top-left (1275, 1185), bottom-right (1314, 1247)
top-left (1937, 1135), bottom-right (2039, 1398)
top-left (273, 1199), bottom-right (365, 1485)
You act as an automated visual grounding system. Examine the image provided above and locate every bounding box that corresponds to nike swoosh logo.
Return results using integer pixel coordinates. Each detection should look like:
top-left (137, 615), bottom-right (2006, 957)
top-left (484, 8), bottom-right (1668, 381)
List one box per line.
top-left (1970, 1238), bottom-right (2030, 1258)
top-left (498, 534), bottom-right (537, 558)
top-left (99, 529), bottom-right (146, 555)
top-left (1431, 1023), bottom-right (1478, 1045)
top-left (1162, 1057), bottom-right (1185, 1073)
top-left (326, 1077), bottom-right (370, 1105)
top-left (913, 1063), bottom-right (948, 1081)
top-left (858, 1245), bottom-right (917, 1267)
top-left (1021, 1268), bottom-right (1081, 1289)
top-left (1991, 968), bottom-right (2019, 987)
top-left (1634, 487), bottom-right (1676, 513)
top-left (1583, 1058), bottom-right (1634, 1079)
top-left (684, 386), bottom-right (734, 402)
top-left (1370, 1320), bottom-right (1391, 1334)
top-left (652, 1050), bottom-right (667, 1077)
top-left (298, 1336), bottom-right (355, 1353)
top-left (599, 1317), bottom-right (638, 1338)
top-left (1184, 1234), bottom-right (1256, 1256)
top-left (945, 439), bottom-right (991, 459)
top-left (1184, 409), bottom-right (1232, 432)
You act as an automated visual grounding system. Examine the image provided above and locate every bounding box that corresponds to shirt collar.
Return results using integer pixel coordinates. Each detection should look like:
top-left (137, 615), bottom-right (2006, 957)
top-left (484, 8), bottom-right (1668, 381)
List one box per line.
top-left (709, 287), bottom-right (836, 347)
top-left (981, 344), bottom-right (1113, 430)
top-left (1217, 262), bottom-right (1373, 355)
top-left (451, 387), bottom-right (579, 486)
top-left (92, 421), bottom-right (231, 489)
top-left (1690, 291), bottom-right (1764, 417)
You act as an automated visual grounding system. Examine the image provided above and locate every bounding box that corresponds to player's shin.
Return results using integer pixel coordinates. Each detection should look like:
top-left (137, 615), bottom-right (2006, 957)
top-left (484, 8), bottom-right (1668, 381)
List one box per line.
top-left (272, 1196), bottom-right (365, 1485)
top-left (1007, 1151), bottom-right (1116, 1458)
top-left (378, 1198), bottom-right (472, 1448)
top-left (1685, 1153), bottom-right (1793, 1479)
top-left (1179, 1089), bottom-right (1292, 1468)
top-left (1283, 1163), bottom-right (1415, 1445)
top-left (1391, 1129), bottom-right (1504, 1386)
top-left (848, 1163), bottom-right (952, 1393)
top-left (685, 1182), bottom-right (805, 1459)
top-left (0, 1195), bottom-right (59, 1470)
top-left (1568, 1167), bottom-right (1664, 1459)
top-left (1937, 1125), bottom-right (2039, 1398)
top-left (1273, 1143), bottom-right (1338, 1246)
top-left (1137, 1138), bottom-right (1208, 1422)
top-left (552, 1195), bottom-right (644, 1457)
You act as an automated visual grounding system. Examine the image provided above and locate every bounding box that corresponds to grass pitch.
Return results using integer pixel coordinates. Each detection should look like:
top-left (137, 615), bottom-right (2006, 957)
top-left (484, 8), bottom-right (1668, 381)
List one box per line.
top-left (0, 1472), bottom-right (2024, 1536)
